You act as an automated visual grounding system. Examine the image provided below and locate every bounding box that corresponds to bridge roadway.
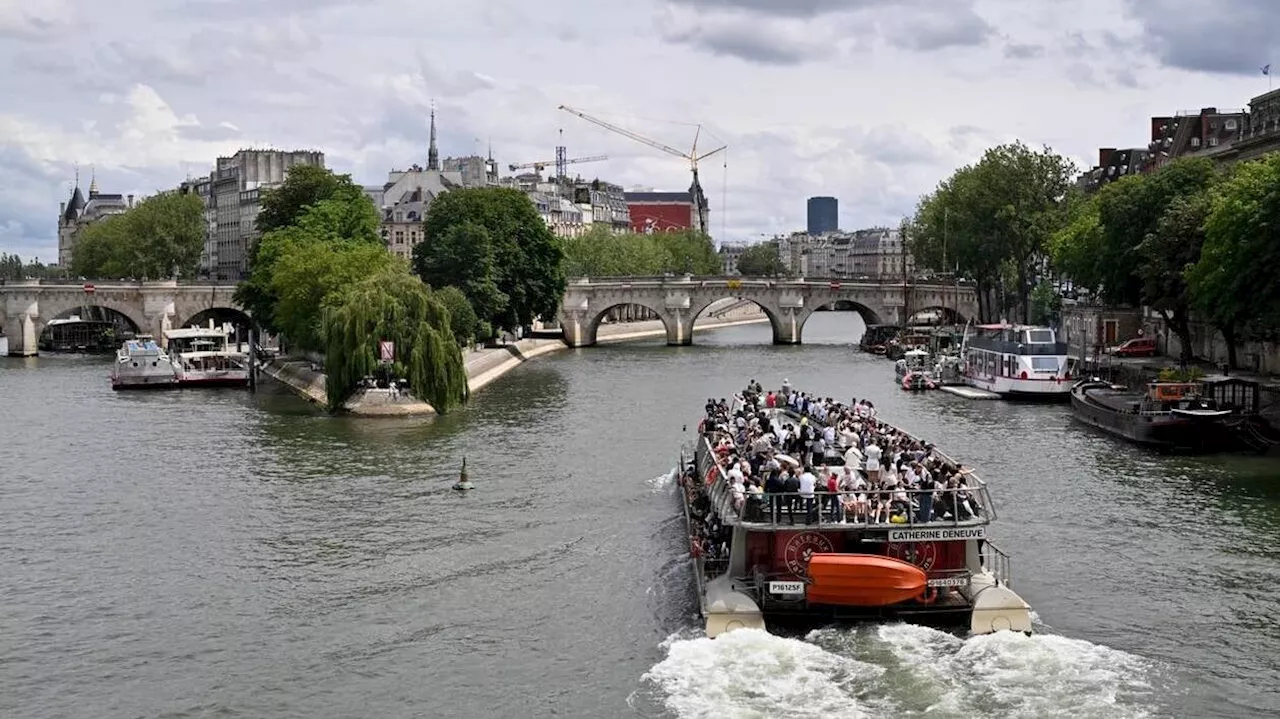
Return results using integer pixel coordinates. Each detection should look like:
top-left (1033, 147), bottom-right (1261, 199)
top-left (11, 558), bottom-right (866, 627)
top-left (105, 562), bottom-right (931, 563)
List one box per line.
top-left (1, 276), bottom-right (976, 355)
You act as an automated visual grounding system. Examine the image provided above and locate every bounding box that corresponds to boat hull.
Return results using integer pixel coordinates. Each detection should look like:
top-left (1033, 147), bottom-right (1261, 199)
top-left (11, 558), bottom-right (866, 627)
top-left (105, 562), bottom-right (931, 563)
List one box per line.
top-left (1069, 382), bottom-right (1226, 452)
top-left (964, 373), bottom-right (1070, 400)
top-left (806, 554), bottom-right (927, 606)
top-left (112, 376), bottom-right (179, 390)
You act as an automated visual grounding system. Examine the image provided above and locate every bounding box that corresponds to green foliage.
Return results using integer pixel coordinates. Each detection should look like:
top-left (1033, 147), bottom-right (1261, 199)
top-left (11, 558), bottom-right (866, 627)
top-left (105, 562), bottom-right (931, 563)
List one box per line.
top-left (235, 182), bottom-right (382, 336)
top-left (70, 192), bottom-right (204, 279)
top-left (256, 164), bottom-right (351, 235)
top-left (268, 238), bottom-right (398, 352)
top-left (0, 254), bottom-right (67, 279)
top-left (562, 226), bottom-right (670, 276)
top-left (433, 285), bottom-right (482, 346)
top-left (909, 142), bottom-right (1077, 321)
top-left (1157, 366), bottom-right (1204, 382)
top-left (1029, 280), bottom-right (1062, 326)
top-left (1137, 189), bottom-right (1214, 365)
top-left (736, 242), bottom-right (788, 276)
top-left (414, 221), bottom-right (508, 322)
top-left (650, 230), bottom-right (721, 274)
top-left (1047, 192), bottom-right (1104, 294)
top-left (322, 267), bottom-right (468, 413)
top-left (415, 187), bottom-right (566, 331)
top-left (1189, 154), bottom-right (1280, 366)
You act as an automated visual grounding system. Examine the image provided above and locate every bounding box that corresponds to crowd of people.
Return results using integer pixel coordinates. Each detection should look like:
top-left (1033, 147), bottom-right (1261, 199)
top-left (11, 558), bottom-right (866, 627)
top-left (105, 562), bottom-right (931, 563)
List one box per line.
top-left (698, 381), bottom-right (983, 526)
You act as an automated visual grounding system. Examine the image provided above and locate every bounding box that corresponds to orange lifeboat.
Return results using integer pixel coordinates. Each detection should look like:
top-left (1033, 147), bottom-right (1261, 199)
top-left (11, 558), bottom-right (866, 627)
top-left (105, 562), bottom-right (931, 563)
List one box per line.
top-left (805, 553), bottom-right (928, 607)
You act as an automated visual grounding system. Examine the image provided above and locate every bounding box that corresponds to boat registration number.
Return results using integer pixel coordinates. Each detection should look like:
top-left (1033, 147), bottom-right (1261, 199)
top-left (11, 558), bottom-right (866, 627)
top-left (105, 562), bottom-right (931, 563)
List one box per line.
top-left (927, 576), bottom-right (971, 588)
top-left (768, 581), bottom-right (805, 595)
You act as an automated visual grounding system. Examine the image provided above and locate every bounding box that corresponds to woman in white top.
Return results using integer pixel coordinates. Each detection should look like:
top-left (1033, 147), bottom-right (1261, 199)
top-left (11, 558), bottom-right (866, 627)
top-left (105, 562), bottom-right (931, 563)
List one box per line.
top-left (864, 442), bottom-right (882, 482)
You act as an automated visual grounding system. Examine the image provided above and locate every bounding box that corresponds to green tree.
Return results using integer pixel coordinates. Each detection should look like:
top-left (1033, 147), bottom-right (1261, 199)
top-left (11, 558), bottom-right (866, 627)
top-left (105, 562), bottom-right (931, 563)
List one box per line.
top-left (1047, 191), bottom-right (1105, 295)
top-left (736, 242), bottom-right (788, 276)
top-left (561, 226), bottom-right (672, 276)
top-left (71, 192), bottom-right (204, 279)
top-left (413, 221), bottom-right (508, 322)
top-left (322, 267), bottom-right (468, 413)
top-left (256, 164), bottom-right (350, 235)
top-left (268, 238), bottom-right (398, 353)
top-left (651, 229), bottom-right (721, 274)
top-left (912, 143), bottom-right (1076, 322)
top-left (415, 187), bottom-right (566, 331)
top-left (1189, 154), bottom-right (1280, 368)
top-left (1029, 280), bottom-right (1062, 326)
top-left (1136, 190), bottom-right (1212, 366)
top-left (235, 184), bottom-right (382, 336)
top-left (433, 285), bottom-right (482, 346)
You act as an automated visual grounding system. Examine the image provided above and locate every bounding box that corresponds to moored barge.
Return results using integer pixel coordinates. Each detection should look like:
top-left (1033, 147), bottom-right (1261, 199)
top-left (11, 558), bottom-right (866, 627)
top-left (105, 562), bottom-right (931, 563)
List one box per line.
top-left (679, 387), bottom-right (1032, 638)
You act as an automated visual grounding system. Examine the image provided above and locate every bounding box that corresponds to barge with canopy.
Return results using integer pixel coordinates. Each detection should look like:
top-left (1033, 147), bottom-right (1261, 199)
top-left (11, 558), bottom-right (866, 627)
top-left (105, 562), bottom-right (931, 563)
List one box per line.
top-left (678, 388), bottom-right (1032, 638)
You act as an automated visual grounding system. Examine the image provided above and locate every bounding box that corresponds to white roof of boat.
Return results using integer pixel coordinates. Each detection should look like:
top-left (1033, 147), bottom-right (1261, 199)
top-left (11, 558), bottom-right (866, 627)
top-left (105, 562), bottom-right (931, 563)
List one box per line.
top-left (904, 349), bottom-right (930, 356)
top-left (165, 328), bottom-right (230, 339)
top-left (179, 351), bottom-right (246, 358)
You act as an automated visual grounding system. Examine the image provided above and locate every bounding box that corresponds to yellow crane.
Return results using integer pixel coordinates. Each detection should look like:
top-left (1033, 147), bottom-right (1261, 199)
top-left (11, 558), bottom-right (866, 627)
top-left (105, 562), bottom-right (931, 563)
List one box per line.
top-left (558, 105), bottom-right (726, 235)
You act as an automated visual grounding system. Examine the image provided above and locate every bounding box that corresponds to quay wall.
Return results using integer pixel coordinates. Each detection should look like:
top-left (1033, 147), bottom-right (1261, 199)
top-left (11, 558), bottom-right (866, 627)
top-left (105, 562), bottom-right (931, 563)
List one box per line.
top-left (262, 309), bottom-right (768, 416)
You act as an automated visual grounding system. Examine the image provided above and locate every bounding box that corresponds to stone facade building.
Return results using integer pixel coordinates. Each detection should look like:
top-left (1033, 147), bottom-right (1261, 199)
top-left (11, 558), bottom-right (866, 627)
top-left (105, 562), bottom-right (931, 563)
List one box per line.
top-left (57, 174), bottom-right (132, 268)
top-left (774, 228), bottom-right (912, 279)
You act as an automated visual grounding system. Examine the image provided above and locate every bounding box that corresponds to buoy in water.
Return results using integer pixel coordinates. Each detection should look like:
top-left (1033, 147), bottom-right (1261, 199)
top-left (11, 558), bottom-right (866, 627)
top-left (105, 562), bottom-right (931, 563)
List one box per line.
top-left (452, 457), bottom-right (473, 491)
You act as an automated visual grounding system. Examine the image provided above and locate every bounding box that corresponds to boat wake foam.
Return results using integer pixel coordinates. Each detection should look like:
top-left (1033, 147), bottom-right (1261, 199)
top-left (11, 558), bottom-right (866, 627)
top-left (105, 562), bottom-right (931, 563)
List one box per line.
top-left (640, 625), bottom-right (1159, 718)
top-left (647, 467), bottom-right (678, 492)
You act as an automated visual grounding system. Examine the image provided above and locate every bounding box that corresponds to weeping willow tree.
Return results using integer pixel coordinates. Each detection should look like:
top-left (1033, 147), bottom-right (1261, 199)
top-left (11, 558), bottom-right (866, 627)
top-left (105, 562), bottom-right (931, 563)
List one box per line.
top-left (322, 268), bottom-right (469, 413)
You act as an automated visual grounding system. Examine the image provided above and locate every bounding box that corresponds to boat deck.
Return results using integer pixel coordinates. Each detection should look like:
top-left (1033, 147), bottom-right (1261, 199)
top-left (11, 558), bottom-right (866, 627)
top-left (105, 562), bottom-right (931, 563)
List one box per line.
top-left (1080, 387), bottom-right (1142, 413)
top-left (938, 385), bottom-right (1001, 400)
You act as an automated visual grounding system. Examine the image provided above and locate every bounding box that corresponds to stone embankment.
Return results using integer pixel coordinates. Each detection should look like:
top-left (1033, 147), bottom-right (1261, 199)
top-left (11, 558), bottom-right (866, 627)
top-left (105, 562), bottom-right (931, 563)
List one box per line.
top-left (262, 303), bottom-right (767, 415)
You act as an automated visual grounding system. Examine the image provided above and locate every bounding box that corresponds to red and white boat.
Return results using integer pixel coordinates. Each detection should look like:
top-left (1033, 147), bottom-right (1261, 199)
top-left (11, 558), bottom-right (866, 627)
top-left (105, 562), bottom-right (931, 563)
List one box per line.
top-left (164, 326), bottom-right (250, 388)
top-left (679, 390), bottom-right (1032, 638)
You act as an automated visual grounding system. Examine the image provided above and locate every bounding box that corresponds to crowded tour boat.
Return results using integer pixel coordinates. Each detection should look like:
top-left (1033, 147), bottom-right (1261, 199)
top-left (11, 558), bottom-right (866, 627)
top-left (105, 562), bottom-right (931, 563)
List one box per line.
top-left (962, 323), bottom-right (1072, 399)
top-left (679, 382), bottom-right (1032, 639)
top-left (111, 335), bottom-right (180, 390)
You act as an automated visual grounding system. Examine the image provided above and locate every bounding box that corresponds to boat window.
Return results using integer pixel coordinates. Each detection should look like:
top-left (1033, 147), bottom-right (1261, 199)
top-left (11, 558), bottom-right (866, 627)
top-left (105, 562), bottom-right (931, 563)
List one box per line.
top-left (1031, 357), bottom-right (1059, 372)
top-left (1028, 329), bottom-right (1054, 343)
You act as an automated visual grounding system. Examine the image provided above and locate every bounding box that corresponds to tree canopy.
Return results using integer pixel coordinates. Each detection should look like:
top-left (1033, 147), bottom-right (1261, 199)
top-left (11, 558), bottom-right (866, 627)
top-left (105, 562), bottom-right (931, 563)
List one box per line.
top-left (70, 192), bottom-right (204, 279)
top-left (560, 225), bottom-right (721, 276)
top-left (235, 170), bottom-right (382, 337)
top-left (322, 267), bottom-right (468, 413)
top-left (735, 242), bottom-right (789, 276)
top-left (908, 142), bottom-right (1077, 322)
top-left (414, 186), bottom-right (566, 331)
top-left (256, 164), bottom-right (352, 235)
top-left (1, 254), bottom-right (68, 279)
top-left (1188, 153), bottom-right (1280, 367)
top-left (267, 238), bottom-right (398, 353)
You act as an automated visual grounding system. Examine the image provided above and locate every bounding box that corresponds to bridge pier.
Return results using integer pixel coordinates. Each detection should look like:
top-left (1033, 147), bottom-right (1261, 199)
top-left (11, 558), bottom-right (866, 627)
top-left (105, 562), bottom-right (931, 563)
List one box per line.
top-left (3, 312), bottom-right (40, 356)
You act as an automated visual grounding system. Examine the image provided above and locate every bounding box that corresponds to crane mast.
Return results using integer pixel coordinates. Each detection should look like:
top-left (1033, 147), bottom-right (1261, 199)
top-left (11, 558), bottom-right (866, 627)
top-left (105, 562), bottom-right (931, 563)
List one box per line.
top-left (558, 105), bottom-right (725, 235)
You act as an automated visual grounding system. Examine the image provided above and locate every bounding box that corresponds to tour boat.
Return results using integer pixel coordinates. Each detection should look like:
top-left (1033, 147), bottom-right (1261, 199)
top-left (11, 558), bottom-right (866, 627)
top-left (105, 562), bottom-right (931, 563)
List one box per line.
top-left (679, 390), bottom-right (1032, 639)
top-left (164, 327), bottom-right (250, 388)
top-left (110, 335), bottom-right (180, 390)
top-left (961, 323), bottom-right (1071, 399)
top-left (895, 349), bottom-right (937, 391)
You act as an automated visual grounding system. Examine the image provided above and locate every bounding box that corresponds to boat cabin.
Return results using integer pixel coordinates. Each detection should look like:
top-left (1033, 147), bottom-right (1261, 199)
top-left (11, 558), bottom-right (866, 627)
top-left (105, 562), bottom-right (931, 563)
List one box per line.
top-left (1200, 376), bottom-right (1262, 415)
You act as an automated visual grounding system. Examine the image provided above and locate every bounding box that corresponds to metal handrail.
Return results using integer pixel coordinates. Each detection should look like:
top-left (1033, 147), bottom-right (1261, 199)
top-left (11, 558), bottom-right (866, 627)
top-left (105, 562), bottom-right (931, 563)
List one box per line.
top-left (981, 541), bottom-right (1013, 587)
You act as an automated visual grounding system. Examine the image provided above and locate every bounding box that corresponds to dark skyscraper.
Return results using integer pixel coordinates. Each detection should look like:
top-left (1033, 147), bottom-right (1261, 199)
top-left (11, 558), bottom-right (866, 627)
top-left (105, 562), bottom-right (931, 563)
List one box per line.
top-left (807, 196), bottom-right (838, 234)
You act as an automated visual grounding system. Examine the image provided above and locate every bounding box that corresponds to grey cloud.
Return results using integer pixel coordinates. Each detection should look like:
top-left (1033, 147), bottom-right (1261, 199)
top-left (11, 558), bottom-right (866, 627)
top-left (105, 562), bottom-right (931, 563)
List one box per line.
top-left (0, 146), bottom-right (73, 260)
top-left (883, 7), bottom-right (993, 52)
top-left (175, 124), bottom-right (242, 142)
top-left (105, 42), bottom-right (206, 85)
top-left (1004, 43), bottom-right (1044, 60)
top-left (659, 22), bottom-right (829, 64)
top-left (160, 0), bottom-right (373, 20)
top-left (663, 0), bottom-right (899, 19)
top-left (1123, 0), bottom-right (1280, 75)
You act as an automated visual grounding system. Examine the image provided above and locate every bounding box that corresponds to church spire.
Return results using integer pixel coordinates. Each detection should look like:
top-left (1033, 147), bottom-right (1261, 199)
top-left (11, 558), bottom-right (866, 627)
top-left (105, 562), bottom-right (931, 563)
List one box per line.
top-left (89, 165), bottom-right (98, 196)
top-left (427, 102), bottom-right (439, 171)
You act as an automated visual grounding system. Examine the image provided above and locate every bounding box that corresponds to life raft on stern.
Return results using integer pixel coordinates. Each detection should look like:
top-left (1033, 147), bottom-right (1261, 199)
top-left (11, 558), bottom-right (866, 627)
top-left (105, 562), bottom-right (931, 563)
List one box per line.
top-left (805, 554), bottom-right (929, 607)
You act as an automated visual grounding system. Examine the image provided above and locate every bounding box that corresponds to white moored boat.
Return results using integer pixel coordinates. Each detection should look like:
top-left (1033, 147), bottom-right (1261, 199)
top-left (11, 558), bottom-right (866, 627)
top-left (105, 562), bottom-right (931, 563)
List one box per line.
top-left (164, 326), bottom-right (250, 388)
top-left (961, 323), bottom-right (1072, 399)
top-left (111, 335), bottom-right (180, 390)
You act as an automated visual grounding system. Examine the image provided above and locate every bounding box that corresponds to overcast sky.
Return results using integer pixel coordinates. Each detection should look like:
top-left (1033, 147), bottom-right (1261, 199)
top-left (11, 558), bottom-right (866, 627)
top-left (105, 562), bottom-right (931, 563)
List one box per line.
top-left (1, 0), bottom-right (1277, 261)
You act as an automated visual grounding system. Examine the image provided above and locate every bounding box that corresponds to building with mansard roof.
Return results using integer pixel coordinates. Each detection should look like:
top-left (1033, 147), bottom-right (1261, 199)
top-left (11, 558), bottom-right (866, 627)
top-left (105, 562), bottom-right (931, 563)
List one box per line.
top-left (57, 173), bottom-right (133, 268)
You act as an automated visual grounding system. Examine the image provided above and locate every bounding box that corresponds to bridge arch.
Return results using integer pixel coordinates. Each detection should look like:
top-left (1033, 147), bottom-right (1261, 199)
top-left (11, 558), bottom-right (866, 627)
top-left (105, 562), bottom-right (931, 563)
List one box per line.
top-left (689, 296), bottom-right (785, 344)
top-left (910, 306), bottom-right (968, 326)
top-left (36, 296), bottom-right (148, 340)
top-left (177, 306), bottom-right (253, 331)
top-left (581, 300), bottom-right (671, 346)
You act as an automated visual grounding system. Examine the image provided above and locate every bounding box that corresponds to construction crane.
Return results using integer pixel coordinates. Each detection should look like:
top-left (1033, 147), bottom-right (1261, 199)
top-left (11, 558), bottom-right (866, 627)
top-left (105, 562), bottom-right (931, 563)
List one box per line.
top-left (507, 155), bottom-right (607, 174)
top-left (558, 104), bottom-right (726, 235)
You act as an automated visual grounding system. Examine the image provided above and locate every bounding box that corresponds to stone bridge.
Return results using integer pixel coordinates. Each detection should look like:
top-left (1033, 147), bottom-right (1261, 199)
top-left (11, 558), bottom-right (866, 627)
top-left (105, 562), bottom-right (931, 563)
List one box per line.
top-left (1, 279), bottom-right (245, 355)
top-left (557, 276), bottom-right (977, 346)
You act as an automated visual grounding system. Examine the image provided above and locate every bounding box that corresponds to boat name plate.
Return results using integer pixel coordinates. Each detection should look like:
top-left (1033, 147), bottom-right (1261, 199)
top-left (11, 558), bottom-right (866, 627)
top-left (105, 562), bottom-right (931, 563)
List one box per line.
top-left (888, 527), bottom-right (986, 542)
top-left (927, 575), bottom-right (972, 588)
top-left (767, 581), bottom-right (805, 595)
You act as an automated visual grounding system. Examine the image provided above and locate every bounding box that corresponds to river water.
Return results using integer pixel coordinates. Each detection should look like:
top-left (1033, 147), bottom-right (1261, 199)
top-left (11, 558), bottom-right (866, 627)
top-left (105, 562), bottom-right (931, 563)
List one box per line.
top-left (2, 312), bottom-right (1278, 719)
